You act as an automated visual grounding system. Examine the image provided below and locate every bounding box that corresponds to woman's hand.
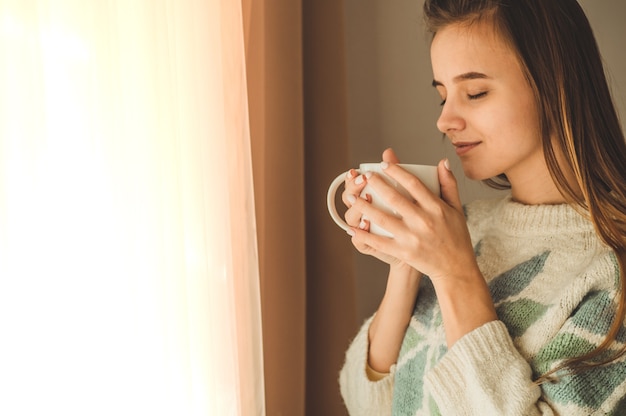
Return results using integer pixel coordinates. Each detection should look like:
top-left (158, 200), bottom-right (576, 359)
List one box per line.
top-left (349, 153), bottom-right (497, 346)
top-left (342, 149), bottom-right (411, 269)
top-left (347, 156), bottom-right (478, 282)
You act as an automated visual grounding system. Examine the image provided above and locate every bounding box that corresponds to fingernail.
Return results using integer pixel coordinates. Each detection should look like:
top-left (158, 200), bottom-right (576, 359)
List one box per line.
top-left (359, 219), bottom-right (367, 229)
top-left (365, 171), bottom-right (373, 179)
top-left (347, 194), bottom-right (357, 204)
top-left (346, 229), bottom-right (356, 237)
top-left (380, 161), bottom-right (389, 169)
top-left (443, 158), bottom-right (451, 171)
top-left (346, 169), bottom-right (357, 179)
top-left (355, 175), bottom-right (365, 185)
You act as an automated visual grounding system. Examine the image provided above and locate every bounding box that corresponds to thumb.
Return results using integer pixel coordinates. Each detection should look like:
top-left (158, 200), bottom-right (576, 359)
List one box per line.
top-left (382, 147), bottom-right (401, 164)
top-left (438, 159), bottom-right (463, 212)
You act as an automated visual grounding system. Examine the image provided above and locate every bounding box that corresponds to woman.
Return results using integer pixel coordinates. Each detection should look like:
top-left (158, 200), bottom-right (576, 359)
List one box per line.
top-left (338, 0), bottom-right (626, 414)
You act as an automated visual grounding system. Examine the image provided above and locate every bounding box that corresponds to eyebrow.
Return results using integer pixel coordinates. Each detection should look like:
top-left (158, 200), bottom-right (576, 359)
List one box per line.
top-left (431, 72), bottom-right (491, 87)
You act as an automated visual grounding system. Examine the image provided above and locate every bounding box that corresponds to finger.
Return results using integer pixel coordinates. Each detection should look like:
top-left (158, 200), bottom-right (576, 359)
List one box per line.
top-left (341, 192), bottom-right (357, 208)
top-left (344, 205), bottom-right (362, 227)
top-left (358, 218), bottom-right (370, 232)
top-left (348, 226), bottom-right (392, 258)
top-left (344, 193), bottom-right (371, 227)
top-left (349, 192), bottom-right (404, 237)
top-left (358, 164), bottom-right (429, 220)
top-left (351, 239), bottom-right (377, 257)
top-left (382, 148), bottom-right (401, 164)
top-left (346, 227), bottom-right (368, 250)
top-left (341, 170), bottom-right (368, 207)
top-left (378, 161), bottom-right (442, 211)
top-left (346, 169), bottom-right (357, 181)
top-left (438, 159), bottom-right (463, 213)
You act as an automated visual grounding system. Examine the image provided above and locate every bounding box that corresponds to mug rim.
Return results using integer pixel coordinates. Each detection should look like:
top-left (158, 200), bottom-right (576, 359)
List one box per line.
top-left (358, 162), bottom-right (437, 171)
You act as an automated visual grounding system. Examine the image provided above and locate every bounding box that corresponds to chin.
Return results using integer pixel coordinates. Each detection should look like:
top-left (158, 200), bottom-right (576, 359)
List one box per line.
top-left (460, 165), bottom-right (494, 182)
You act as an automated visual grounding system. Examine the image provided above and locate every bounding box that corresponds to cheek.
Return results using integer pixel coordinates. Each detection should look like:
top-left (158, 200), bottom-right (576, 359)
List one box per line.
top-left (508, 89), bottom-right (542, 137)
top-left (486, 101), bottom-right (541, 144)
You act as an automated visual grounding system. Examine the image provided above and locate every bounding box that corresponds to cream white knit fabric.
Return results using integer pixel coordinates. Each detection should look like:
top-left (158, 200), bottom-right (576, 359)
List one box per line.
top-left (339, 196), bottom-right (626, 415)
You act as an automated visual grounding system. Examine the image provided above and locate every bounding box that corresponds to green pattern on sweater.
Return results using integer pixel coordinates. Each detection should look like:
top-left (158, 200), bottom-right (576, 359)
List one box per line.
top-left (428, 397), bottom-right (440, 416)
top-left (393, 279), bottom-right (446, 415)
top-left (496, 298), bottom-right (550, 338)
top-left (534, 332), bottom-right (596, 375)
top-left (393, 249), bottom-right (555, 414)
top-left (570, 290), bottom-right (618, 336)
top-left (540, 359), bottom-right (626, 409)
top-left (489, 251), bottom-right (550, 302)
top-left (386, 198), bottom-right (625, 415)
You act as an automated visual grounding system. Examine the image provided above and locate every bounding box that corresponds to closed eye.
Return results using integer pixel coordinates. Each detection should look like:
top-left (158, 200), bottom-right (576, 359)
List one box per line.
top-left (440, 91), bottom-right (487, 106)
top-left (468, 91), bottom-right (487, 100)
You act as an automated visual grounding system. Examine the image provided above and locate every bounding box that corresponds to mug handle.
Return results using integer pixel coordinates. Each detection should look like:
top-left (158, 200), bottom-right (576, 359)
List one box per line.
top-left (326, 170), bottom-right (353, 232)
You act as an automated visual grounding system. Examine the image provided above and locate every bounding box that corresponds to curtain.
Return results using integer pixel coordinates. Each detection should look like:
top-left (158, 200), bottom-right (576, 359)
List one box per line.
top-left (243, 0), bottom-right (357, 414)
top-left (242, 0), bottom-right (308, 414)
top-left (0, 1), bottom-right (264, 415)
top-left (302, 2), bottom-right (357, 415)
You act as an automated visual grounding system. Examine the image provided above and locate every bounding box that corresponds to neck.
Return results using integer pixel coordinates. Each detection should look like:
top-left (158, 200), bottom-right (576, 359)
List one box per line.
top-left (510, 181), bottom-right (565, 205)
top-left (507, 146), bottom-right (583, 205)
top-left (507, 163), bottom-right (566, 205)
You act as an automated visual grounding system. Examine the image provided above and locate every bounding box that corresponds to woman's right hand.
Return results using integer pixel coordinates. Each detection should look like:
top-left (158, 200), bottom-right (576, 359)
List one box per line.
top-left (341, 149), bottom-right (411, 269)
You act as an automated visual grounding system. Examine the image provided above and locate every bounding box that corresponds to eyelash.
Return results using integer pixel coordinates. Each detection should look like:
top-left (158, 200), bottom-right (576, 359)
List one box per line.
top-left (469, 91), bottom-right (488, 100)
top-left (439, 91), bottom-right (488, 106)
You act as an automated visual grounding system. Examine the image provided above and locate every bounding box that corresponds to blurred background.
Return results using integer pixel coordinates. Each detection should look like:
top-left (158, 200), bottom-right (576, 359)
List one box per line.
top-left (4, 1), bottom-right (621, 415)
top-left (249, 0), bottom-right (625, 414)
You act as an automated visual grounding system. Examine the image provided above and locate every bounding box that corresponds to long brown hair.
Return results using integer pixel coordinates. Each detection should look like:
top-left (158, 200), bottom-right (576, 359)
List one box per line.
top-left (423, 0), bottom-right (626, 381)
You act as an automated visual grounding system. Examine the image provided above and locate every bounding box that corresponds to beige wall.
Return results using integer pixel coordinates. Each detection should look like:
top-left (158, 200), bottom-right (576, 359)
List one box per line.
top-left (344, 0), bottom-right (626, 324)
top-left (579, 0), bottom-right (626, 124)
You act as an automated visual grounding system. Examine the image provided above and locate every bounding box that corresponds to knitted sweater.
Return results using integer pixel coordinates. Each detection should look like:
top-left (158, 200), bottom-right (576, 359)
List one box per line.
top-left (339, 196), bottom-right (626, 415)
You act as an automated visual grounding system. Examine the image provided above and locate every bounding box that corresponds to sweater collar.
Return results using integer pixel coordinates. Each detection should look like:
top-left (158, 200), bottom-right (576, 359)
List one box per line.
top-left (493, 195), bottom-right (594, 236)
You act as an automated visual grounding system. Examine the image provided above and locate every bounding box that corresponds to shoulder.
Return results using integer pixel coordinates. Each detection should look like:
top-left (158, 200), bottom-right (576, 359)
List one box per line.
top-left (584, 248), bottom-right (620, 292)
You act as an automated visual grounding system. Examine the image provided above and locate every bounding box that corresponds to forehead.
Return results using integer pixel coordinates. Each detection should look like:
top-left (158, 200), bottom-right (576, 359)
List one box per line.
top-left (430, 21), bottom-right (521, 81)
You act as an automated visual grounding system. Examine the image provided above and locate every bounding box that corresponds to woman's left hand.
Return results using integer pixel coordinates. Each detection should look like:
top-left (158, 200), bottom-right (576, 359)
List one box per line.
top-left (349, 157), bottom-right (498, 346)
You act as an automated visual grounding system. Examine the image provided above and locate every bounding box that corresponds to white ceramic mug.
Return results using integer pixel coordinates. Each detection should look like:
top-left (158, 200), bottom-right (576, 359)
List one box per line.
top-left (327, 163), bottom-right (439, 237)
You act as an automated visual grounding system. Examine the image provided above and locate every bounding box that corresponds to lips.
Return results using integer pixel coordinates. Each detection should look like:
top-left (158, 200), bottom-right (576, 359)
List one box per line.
top-left (453, 141), bottom-right (481, 156)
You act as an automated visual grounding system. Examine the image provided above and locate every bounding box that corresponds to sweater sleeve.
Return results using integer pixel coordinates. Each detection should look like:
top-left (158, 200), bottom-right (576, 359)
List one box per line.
top-left (426, 316), bottom-right (626, 415)
top-left (425, 321), bottom-right (548, 416)
top-left (339, 317), bottom-right (396, 416)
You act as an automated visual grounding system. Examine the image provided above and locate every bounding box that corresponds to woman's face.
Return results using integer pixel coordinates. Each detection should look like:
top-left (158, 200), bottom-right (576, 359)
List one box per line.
top-left (431, 21), bottom-right (556, 201)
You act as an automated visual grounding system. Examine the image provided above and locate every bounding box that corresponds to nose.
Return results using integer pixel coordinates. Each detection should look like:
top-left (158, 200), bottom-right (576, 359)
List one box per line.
top-left (436, 100), bottom-right (466, 134)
